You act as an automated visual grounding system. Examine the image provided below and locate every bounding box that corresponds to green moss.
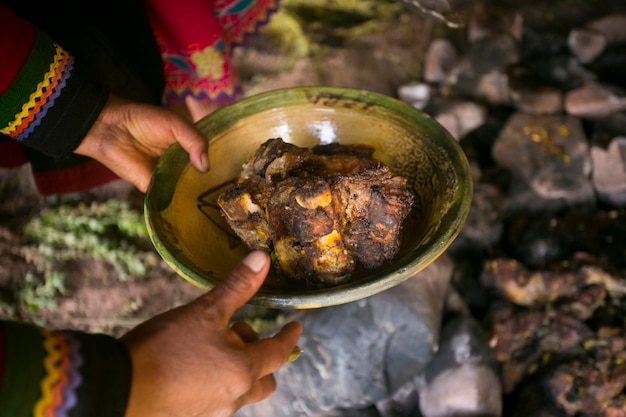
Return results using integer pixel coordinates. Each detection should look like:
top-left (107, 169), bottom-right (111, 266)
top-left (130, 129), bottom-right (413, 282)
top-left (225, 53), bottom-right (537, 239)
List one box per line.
top-left (22, 200), bottom-right (157, 286)
top-left (282, 0), bottom-right (402, 26)
top-left (260, 10), bottom-right (311, 58)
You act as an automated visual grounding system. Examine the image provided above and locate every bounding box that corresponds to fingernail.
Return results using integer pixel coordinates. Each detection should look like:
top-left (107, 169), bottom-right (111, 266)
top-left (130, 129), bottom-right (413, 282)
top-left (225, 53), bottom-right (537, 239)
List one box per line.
top-left (288, 346), bottom-right (303, 362)
top-left (243, 251), bottom-right (267, 273)
top-left (200, 153), bottom-right (210, 171)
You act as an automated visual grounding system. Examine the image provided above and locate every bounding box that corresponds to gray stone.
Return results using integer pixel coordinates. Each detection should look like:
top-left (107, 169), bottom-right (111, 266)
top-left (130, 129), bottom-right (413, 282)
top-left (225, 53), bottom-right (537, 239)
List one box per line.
top-left (423, 38), bottom-right (460, 84)
top-left (236, 255), bottom-right (455, 417)
top-left (474, 69), bottom-right (511, 106)
top-left (397, 82), bottom-right (434, 110)
top-left (565, 81), bottom-right (626, 118)
top-left (449, 181), bottom-right (505, 254)
top-left (586, 13), bottom-right (626, 45)
top-left (433, 100), bottom-right (488, 140)
top-left (492, 113), bottom-right (596, 213)
top-left (466, 1), bottom-right (523, 43)
top-left (447, 34), bottom-right (519, 102)
top-left (415, 316), bottom-right (502, 417)
top-left (567, 28), bottom-right (607, 64)
top-left (527, 56), bottom-right (596, 91)
top-left (510, 84), bottom-right (564, 115)
top-left (591, 136), bottom-right (626, 206)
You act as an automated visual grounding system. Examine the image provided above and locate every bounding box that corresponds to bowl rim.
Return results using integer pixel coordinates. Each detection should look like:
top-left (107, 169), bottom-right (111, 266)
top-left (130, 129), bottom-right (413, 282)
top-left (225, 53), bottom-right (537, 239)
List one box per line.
top-left (145, 86), bottom-right (473, 309)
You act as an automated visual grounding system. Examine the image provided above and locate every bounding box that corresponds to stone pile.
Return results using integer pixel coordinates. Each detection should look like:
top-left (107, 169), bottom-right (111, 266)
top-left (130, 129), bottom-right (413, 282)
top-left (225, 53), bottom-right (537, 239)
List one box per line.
top-left (397, 5), bottom-right (626, 417)
top-left (237, 4), bottom-right (626, 417)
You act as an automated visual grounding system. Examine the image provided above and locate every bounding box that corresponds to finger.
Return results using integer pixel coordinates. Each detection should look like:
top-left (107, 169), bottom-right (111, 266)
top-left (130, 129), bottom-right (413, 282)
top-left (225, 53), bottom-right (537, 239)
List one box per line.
top-left (248, 321), bottom-right (302, 377)
top-left (167, 112), bottom-right (209, 172)
top-left (112, 153), bottom-right (154, 193)
top-left (231, 321), bottom-right (259, 343)
top-left (240, 373), bottom-right (278, 406)
top-left (202, 251), bottom-right (271, 323)
top-left (132, 163), bottom-right (153, 193)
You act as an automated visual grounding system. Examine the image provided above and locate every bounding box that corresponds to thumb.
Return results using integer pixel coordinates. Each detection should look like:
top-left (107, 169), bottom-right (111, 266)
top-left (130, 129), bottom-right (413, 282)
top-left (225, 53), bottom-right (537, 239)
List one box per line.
top-left (168, 113), bottom-right (209, 172)
top-left (202, 251), bottom-right (271, 323)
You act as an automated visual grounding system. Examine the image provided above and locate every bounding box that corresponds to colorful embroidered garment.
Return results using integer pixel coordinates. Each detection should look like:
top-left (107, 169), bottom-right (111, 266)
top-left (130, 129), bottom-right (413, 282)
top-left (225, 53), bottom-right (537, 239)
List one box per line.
top-left (0, 321), bottom-right (131, 417)
top-left (143, 0), bottom-right (280, 106)
top-left (0, 2), bottom-right (122, 195)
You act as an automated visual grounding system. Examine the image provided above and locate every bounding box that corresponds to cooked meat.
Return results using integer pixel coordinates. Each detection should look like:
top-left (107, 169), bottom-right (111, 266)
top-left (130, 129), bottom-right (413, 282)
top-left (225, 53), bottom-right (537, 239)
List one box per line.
top-left (218, 138), bottom-right (414, 286)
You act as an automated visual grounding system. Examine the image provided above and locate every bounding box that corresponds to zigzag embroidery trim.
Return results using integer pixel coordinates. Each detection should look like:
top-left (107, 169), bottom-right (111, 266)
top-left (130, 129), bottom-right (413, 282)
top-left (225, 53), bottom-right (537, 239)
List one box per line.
top-left (15, 55), bottom-right (74, 142)
top-left (0, 44), bottom-right (72, 140)
top-left (34, 330), bottom-right (63, 417)
top-left (46, 334), bottom-right (69, 417)
top-left (33, 331), bottom-right (83, 417)
top-left (12, 51), bottom-right (69, 137)
top-left (55, 333), bottom-right (83, 417)
top-left (162, 83), bottom-right (240, 105)
top-left (215, 0), bottom-right (279, 48)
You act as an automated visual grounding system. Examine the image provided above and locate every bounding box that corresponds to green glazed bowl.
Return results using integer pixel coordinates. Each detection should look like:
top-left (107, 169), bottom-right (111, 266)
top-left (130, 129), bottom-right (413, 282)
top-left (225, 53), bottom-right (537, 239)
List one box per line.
top-left (145, 86), bottom-right (472, 309)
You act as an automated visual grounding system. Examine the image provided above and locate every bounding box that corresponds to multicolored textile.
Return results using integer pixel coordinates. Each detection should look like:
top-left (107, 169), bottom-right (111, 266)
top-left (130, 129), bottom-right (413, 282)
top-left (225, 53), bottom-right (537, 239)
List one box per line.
top-left (0, 0), bottom-right (279, 195)
top-left (0, 2), bottom-right (117, 195)
top-left (143, 0), bottom-right (279, 106)
top-left (0, 321), bottom-right (131, 417)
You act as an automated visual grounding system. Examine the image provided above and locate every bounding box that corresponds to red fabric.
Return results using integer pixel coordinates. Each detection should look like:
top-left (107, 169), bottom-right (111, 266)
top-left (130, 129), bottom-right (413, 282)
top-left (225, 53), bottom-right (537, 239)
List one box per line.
top-left (144, 0), bottom-right (221, 47)
top-left (0, 5), bottom-right (119, 195)
top-left (33, 159), bottom-right (119, 196)
top-left (0, 4), bottom-right (35, 95)
top-left (142, 0), bottom-right (278, 105)
top-left (0, 140), bottom-right (28, 167)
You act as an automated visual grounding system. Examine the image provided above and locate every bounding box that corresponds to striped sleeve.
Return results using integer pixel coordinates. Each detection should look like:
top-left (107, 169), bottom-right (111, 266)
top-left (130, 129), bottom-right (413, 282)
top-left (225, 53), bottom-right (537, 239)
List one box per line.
top-left (0, 321), bottom-right (131, 417)
top-left (0, 4), bottom-right (108, 159)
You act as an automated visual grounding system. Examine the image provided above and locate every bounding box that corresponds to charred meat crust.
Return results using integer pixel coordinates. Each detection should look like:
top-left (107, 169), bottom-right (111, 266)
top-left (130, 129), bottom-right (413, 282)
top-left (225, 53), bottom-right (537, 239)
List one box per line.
top-left (217, 138), bottom-right (414, 286)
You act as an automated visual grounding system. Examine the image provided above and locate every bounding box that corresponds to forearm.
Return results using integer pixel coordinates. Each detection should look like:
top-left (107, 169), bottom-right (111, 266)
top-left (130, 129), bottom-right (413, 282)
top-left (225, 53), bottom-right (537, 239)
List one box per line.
top-left (0, 4), bottom-right (108, 159)
top-left (0, 321), bottom-right (131, 417)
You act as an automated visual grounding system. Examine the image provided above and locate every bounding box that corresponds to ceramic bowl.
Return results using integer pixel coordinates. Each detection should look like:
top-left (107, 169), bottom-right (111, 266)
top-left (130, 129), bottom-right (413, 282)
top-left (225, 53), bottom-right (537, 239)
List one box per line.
top-left (144, 86), bottom-right (472, 309)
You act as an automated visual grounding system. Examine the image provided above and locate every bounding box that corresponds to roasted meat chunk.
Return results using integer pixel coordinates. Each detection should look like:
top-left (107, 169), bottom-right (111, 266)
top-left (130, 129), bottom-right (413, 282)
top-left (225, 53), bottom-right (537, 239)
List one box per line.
top-left (218, 138), bottom-right (414, 286)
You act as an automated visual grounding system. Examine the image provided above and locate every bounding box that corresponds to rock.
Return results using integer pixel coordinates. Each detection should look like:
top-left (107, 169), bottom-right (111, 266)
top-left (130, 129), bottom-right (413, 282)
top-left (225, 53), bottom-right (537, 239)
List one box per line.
top-left (492, 113), bottom-right (595, 214)
top-left (466, 0), bottom-right (524, 43)
top-left (591, 136), bottom-right (626, 206)
top-left (510, 85), bottom-right (564, 115)
top-left (449, 181), bottom-right (505, 254)
top-left (375, 380), bottom-right (421, 417)
top-left (475, 69), bottom-right (511, 106)
top-left (521, 29), bottom-right (569, 62)
top-left (565, 81), bottom-right (626, 118)
top-left (236, 255), bottom-right (455, 417)
top-left (314, 407), bottom-right (381, 417)
top-left (397, 81), bottom-right (434, 110)
top-left (526, 53), bottom-right (596, 91)
top-left (586, 13), bottom-right (626, 45)
top-left (507, 214), bottom-right (570, 268)
top-left (433, 100), bottom-right (488, 140)
top-left (568, 28), bottom-right (607, 64)
top-left (398, 0), bottom-right (466, 29)
top-left (447, 33), bottom-right (519, 102)
top-left (375, 315), bottom-right (503, 417)
top-left (415, 316), bottom-right (502, 417)
top-left (423, 38), bottom-right (460, 84)
top-left (486, 304), bottom-right (595, 394)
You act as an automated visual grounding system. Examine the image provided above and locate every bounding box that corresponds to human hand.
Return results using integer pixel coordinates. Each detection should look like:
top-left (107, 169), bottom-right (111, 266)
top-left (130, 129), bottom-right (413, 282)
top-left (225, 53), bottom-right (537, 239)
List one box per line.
top-left (74, 93), bottom-right (209, 193)
top-left (121, 251), bottom-right (302, 417)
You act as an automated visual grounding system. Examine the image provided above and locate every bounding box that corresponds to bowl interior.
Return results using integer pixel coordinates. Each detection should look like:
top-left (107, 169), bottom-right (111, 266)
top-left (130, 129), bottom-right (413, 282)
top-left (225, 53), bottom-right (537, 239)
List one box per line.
top-left (145, 87), bottom-right (472, 308)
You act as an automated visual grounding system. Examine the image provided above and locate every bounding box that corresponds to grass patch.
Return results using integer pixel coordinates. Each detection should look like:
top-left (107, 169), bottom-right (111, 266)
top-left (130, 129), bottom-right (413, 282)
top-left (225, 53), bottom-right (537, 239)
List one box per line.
top-left (19, 200), bottom-right (158, 312)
